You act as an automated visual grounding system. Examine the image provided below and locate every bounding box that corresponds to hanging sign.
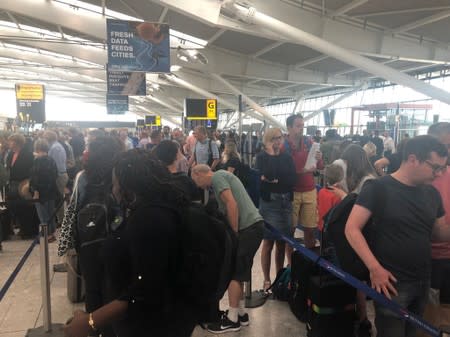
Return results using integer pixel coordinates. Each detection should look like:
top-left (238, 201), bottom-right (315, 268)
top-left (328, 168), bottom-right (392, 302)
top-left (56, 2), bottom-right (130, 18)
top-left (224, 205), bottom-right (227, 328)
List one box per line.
top-left (145, 115), bottom-right (161, 126)
top-left (107, 94), bottom-right (128, 114)
top-left (107, 19), bottom-right (170, 72)
top-left (107, 71), bottom-right (146, 95)
top-left (15, 83), bottom-right (46, 123)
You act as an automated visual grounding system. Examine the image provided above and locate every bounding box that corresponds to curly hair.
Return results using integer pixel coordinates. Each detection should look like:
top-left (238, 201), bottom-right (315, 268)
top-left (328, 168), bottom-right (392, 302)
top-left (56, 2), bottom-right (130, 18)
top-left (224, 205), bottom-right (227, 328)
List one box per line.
top-left (85, 135), bottom-right (124, 186)
top-left (113, 149), bottom-right (187, 206)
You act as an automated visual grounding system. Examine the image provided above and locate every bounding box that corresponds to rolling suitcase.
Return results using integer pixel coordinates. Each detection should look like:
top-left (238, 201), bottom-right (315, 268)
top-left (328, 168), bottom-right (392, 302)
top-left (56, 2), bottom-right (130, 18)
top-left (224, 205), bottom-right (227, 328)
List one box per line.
top-left (306, 273), bottom-right (356, 337)
top-left (66, 248), bottom-right (85, 303)
top-left (289, 247), bottom-right (321, 322)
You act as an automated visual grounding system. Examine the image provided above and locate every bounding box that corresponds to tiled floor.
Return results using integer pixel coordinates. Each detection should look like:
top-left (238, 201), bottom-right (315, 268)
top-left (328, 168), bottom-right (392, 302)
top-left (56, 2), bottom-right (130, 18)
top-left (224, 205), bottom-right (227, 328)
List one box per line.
top-left (0, 233), bottom-right (372, 337)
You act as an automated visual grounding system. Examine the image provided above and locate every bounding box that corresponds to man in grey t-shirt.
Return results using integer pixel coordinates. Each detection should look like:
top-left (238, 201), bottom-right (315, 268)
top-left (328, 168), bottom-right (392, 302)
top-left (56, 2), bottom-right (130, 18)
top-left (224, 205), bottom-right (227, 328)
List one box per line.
top-left (191, 165), bottom-right (263, 333)
top-left (188, 126), bottom-right (220, 170)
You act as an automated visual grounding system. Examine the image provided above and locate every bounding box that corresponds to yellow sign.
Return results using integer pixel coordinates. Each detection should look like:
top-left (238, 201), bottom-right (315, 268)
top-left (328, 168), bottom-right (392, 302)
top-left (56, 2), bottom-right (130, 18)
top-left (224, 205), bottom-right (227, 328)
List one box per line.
top-left (145, 115), bottom-right (161, 126)
top-left (206, 99), bottom-right (217, 119)
top-left (15, 84), bottom-right (44, 100)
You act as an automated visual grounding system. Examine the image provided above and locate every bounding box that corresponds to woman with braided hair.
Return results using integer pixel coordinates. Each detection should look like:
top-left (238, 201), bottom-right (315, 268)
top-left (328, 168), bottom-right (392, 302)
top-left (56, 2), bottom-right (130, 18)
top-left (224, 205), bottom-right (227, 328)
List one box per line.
top-left (64, 149), bottom-right (196, 337)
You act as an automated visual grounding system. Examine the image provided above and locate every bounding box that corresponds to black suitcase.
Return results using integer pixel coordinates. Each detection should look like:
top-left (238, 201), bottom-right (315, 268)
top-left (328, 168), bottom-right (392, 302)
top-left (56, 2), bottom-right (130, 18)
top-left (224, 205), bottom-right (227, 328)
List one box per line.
top-left (306, 274), bottom-right (356, 337)
top-left (289, 247), bottom-right (321, 322)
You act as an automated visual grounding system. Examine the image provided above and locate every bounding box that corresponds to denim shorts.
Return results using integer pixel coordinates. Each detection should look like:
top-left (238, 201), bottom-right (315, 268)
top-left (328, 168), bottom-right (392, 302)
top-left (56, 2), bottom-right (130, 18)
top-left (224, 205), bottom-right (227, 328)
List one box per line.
top-left (259, 193), bottom-right (292, 241)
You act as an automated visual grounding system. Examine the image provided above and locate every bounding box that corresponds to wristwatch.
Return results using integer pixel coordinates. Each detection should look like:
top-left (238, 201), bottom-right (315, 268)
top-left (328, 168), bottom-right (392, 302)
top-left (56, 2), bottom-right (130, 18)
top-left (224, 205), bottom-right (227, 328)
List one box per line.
top-left (88, 313), bottom-right (97, 332)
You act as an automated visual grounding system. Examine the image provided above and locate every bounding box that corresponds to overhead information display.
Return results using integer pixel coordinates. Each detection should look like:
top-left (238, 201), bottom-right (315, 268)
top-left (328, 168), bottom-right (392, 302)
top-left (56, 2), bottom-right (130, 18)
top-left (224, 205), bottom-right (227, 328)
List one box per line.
top-left (185, 98), bottom-right (217, 120)
top-left (15, 83), bottom-right (46, 123)
top-left (145, 115), bottom-right (161, 126)
top-left (107, 19), bottom-right (170, 73)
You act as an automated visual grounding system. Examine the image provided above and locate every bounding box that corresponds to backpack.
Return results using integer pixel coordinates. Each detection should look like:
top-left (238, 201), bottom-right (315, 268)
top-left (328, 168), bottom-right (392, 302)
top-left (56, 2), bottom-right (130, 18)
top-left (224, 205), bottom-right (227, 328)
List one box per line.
top-left (194, 139), bottom-right (214, 167)
top-left (269, 266), bottom-right (291, 301)
top-left (324, 180), bottom-right (384, 281)
top-left (236, 162), bottom-right (251, 187)
top-left (75, 183), bottom-right (120, 250)
top-left (161, 202), bottom-right (238, 323)
top-left (283, 136), bottom-right (312, 155)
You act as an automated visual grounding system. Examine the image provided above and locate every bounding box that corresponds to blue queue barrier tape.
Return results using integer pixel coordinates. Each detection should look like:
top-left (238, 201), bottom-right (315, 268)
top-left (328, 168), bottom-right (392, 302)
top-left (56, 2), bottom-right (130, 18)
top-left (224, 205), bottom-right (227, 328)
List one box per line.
top-left (265, 222), bottom-right (441, 337)
top-left (0, 236), bottom-right (39, 302)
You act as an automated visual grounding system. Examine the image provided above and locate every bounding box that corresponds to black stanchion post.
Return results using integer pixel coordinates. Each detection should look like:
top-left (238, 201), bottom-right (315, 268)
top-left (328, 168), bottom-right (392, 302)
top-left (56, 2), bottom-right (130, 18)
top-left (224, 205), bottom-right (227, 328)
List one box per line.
top-left (26, 223), bottom-right (64, 337)
top-left (244, 278), bottom-right (268, 308)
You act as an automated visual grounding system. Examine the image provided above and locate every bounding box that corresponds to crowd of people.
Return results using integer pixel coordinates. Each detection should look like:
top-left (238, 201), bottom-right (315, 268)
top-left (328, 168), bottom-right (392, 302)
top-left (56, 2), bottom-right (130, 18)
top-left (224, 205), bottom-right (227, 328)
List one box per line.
top-left (0, 116), bottom-right (449, 337)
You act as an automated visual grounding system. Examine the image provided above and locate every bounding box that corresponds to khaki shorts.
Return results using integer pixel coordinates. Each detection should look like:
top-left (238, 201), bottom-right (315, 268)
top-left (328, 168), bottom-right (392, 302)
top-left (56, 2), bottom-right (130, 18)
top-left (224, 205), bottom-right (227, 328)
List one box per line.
top-left (292, 189), bottom-right (317, 229)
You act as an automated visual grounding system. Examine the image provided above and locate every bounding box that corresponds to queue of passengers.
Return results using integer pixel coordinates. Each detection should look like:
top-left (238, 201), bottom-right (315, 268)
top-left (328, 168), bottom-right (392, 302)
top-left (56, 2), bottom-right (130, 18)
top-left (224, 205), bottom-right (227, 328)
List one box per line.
top-left (0, 118), bottom-right (449, 337)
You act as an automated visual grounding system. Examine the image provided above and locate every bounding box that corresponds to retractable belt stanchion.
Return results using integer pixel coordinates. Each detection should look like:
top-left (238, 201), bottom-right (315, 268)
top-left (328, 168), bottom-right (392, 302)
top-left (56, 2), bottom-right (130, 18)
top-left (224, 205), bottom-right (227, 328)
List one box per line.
top-left (265, 221), bottom-right (450, 337)
top-left (243, 278), bottom-right (267, 308)
top-left (26, 223), bottom-right (64, 337)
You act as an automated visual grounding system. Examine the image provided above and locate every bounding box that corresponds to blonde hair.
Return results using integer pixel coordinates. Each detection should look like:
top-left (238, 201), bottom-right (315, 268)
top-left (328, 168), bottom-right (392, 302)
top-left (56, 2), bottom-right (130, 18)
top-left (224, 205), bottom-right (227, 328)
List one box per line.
top-left (222, 141), bottom-right (241, 163)
top-left (191, 164), bottom-right (211, 175)
top-left (363, 141), bottom-right (377, 158)
top-left (263, 128), bottom-right (282, 146)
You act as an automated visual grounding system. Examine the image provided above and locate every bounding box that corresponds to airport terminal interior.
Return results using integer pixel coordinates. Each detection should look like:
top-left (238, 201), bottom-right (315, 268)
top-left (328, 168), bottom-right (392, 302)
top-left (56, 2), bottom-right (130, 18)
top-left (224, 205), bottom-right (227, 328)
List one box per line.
top-left (1, 1), bottom-right (450, 337)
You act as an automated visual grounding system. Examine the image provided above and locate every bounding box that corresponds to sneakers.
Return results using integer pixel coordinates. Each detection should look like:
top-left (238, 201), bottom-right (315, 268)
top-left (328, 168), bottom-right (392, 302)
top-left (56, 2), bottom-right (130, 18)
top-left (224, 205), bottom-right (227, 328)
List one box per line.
top-left (239, 313), bottom-right (249, 326)
top-left (224, 310), bottom-right (249, 326)
top-left (207, 313), bottom-right (241, 334)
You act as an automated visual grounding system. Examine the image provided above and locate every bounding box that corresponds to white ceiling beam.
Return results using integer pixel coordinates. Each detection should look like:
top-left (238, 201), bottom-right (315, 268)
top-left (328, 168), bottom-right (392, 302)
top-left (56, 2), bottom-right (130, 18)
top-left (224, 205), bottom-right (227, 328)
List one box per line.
top-left (230, 3), bottom-right (450, 106)
top-left (0, 21), bottom-right (354, 88)
top-left (330, 0), bottom-right (369, 17)
top-left (6, 11), bottom-right (20, 29)
top-left (216, 0), bottom-right (450, 62)
top-left (333, 58), bottom-right (398, 76)
top-left (5, 0), bottom-right (450, 65)
top-left (158, 7), bottom-right (169, 22)
top-left (303, 83), bottom-right (366, 121)
top-left (252, 41), bottom-right (284, 58)
top-left (57, 25), bottom-right (65, 39)
top-left (392, 10), bottom-right (450, 34)
top-left (211, 73), bottom-right (286, 130)
top-left (118, 0), bottom-right (142, 19)
top-left (0, 47), bottom-right (106, 80)
top-left (294, 55), bottom-right (329, 69)
top-left (208, 28), bottom-right (226, 43)
top-left (353, 7), bottom-right (450, 18)
top-left (164, 73), bottom-right (271, 123)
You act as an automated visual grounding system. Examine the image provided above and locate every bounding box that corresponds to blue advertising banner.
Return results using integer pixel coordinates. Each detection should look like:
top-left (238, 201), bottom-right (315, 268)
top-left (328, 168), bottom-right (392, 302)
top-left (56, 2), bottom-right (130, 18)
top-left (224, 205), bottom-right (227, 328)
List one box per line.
top-left (107, 94), bottom-right (128, 114)
top-left (107, 19), bottom-right (170, 72)
top-left (107, 71), bottom-right (146, 95)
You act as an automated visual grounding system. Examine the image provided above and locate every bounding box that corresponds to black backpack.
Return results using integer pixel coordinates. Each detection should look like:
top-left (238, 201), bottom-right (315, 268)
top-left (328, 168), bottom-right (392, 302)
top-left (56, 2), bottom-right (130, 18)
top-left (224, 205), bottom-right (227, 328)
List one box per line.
top-left (75, 183), bottom-right (120, 250)
top-left (324, 180), bottom-right (384, 281)
top-left (269, 266), bottom-right (291, 301)
top-left (236, 162), bottom-right (251, 187)
top-left (159, 202), bottom-right (238, 323)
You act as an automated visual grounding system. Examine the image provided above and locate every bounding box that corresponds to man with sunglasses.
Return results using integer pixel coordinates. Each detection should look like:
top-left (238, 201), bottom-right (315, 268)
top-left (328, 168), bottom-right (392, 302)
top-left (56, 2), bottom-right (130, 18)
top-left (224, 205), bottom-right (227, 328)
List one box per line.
top-left (345, 135), bottom-right (449, 337)
top-left (427, 122), bottom-right (450, 322)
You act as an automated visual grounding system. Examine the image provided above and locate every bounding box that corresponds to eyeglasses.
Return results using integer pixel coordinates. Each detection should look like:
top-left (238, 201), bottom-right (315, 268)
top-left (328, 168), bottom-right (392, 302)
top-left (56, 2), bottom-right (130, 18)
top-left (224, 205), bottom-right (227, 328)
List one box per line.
top-left (271, 136), bottom-right (283, 141)
top-left (425, 160), bottom-right (447, 174)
